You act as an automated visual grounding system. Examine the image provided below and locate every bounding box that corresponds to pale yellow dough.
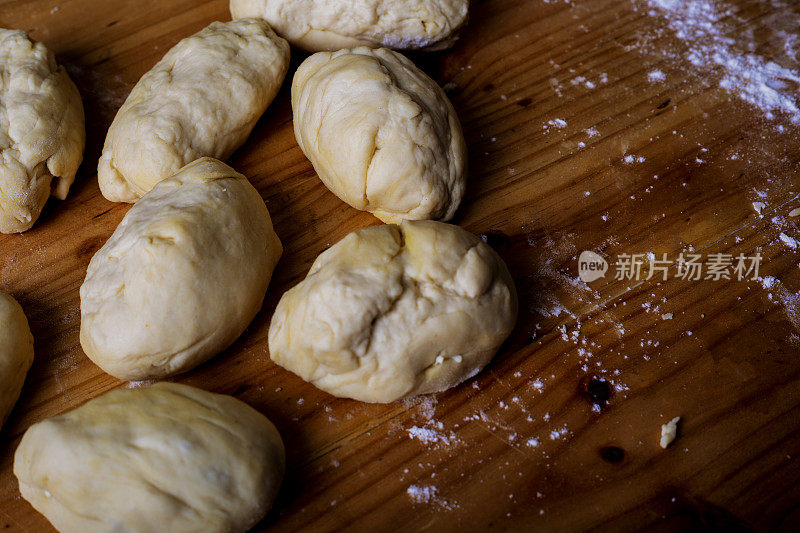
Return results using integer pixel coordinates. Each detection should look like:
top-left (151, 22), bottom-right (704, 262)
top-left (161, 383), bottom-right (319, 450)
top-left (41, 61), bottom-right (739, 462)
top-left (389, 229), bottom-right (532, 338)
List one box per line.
top-left (0, 290), bottom-right (33, 427)
top-left (80, 158), bottom-right (282, 380)
top-left (0, 29), bottom-right (85, 233)
top-left (97, 19), bottom-right (290, 203)
top-left (292, 47), bottom-right (467, 223)
top-left (269, 220), bottom-right (517, 403)
top-left (14, 382), bottom-right (285, 533)
top-left (230, 0), bottom-right (468, 51)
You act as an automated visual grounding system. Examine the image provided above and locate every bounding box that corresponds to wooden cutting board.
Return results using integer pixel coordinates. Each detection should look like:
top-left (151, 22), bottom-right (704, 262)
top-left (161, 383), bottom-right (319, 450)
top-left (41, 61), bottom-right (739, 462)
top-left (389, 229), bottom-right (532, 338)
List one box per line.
top-left (1, 0), bottom-right (799, 530)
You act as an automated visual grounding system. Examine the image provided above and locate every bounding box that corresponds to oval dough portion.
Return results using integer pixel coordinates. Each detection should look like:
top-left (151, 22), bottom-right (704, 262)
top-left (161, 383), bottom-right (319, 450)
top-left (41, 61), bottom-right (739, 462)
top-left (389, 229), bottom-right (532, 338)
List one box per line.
top-left (292, 47), bottom-right (467, 223)
top-left (81, 158), bottom-right (282, 380)
top-left (0, 290), bottom-right (34, 427)
top-left (0, 29), bottom-right (85, 233)
top-left (230, 0), bottom-right (468, 51)
top-left (268, 220), bottom-right (517, 403)
top-left (98, 19), bottom-right (290, 203)
top-left (14, 382), bottom-right (285, 533)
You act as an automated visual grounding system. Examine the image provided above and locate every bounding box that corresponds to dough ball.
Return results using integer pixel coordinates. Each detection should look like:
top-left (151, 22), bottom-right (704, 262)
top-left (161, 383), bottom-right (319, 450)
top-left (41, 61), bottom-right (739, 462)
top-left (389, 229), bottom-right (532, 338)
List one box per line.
top-left (81, 158), bottom-right (282, 380)
top-left (0, 29), bottom-right (85, 233)
top-left (14, 382), bottom-right (285, 533)
top-left (268, 220), bottom-right (517, 403)
top-left (292, 47), bottom-right (467, 223)
top-left (98, 19), bottom-right (290, 203)
top-left (0, 290), bottom-right (34, 427)
top-left (230, 0), bottom-right (469, 51)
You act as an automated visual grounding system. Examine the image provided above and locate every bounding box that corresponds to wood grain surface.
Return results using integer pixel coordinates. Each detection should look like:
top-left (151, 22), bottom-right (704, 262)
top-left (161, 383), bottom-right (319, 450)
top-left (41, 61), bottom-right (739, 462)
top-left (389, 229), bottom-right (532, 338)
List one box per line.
top-left (1, 0), bottom-right (800, 531)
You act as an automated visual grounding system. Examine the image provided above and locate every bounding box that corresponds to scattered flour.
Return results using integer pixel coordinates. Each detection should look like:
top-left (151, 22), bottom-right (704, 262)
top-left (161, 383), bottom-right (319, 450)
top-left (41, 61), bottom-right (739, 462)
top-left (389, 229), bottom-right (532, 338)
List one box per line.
top-left (408, 424), bottom-right (457, 447)
top-left (545, 118), bottom-right (568, 130)
top-left (645, 0), bottom-right (800, 123)
top-left (756, 276), bottom-right (800, 330)
top-left (407, 484), bottom-right (458, 510)
top-left (647, 69), bottom-right (666, 82)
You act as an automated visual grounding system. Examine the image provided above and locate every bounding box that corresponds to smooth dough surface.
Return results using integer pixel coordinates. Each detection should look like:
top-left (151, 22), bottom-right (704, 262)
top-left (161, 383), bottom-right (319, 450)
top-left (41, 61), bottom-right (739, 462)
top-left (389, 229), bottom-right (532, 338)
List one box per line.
top-left (81, 158), bottom-right (282, 380)
top-left (0, 290), bottom-right (33, 427)
top-left (230, 0), bottom-right (468, 51)
top-left (14, 382), bottom-right (285, 533)
top-left (0, 29), bottom-right (85, 233)
top-left (97, 19), bottom-right (289, 203)
top-left (292, 47), bottom-right (467, 223)
top-left (268, 220), bottom-right (517, 403)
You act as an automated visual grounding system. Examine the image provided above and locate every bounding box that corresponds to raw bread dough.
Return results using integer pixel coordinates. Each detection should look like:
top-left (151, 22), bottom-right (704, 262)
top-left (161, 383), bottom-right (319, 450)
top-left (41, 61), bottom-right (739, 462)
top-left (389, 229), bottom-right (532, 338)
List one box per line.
top-left (268, 220), bottom-right (517, 403)
top-left (0, 290), bottom-right (33, 427)
top-left (0, 29), bottom-right (85, 233)
top-left (292, 47), bottom-right (467, 223)
top-left (14, 382), bottom-right (285, 533)
top-left (81, 158), bottom-right (282, 380)
top-left (230, 0), bottom-right (469, 51)
top-left (97, 19), bottom-right (289, 203)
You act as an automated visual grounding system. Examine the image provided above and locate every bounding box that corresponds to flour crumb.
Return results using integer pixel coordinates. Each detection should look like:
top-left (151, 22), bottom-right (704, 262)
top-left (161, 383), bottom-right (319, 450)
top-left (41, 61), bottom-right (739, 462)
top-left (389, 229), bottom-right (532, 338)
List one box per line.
top-left (623, 154), bottom-right (646, 164)
top-left (660, 416), bottom-right (680, 448)
top-left (648, 69), bottom-right (666, 82)
top-left (779, 233), bottom-right (798, 249)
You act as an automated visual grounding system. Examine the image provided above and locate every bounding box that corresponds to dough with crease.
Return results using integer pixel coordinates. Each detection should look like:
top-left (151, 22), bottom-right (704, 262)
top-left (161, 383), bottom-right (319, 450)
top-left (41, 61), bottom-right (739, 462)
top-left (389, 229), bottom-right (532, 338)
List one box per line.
top-left (98, 19), bottom-right (289, 203)
top-left (0, 29), bottom-right (85, 233)
top-left (81, 158), bottom-right (282, 380)
top-left (268, 220), bottom-right (517, 403)
top-left (230, 0), bottom-right (469, 52)
top-left (14, 382), bottom-right (285, 533)
top-left (0, 290), bottom-right (33, 427)
top-left (292, 47), bottom-right (467, 223)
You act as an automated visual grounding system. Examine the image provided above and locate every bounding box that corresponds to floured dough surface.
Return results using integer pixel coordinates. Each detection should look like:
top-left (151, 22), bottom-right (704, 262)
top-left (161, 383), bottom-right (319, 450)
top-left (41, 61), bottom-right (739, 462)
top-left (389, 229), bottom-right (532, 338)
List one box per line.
top-left (0, 290), bottom-right (33, 427)
top-left (98, 19), bottom-right (289, 202)
top-left (14, 382), bottom-right (285, 533)
top-left (0, 29), bottom-right (85, 233)
top-left (230, 0), bottom-right (469, 52)
top-left (81, 158), bottom-right (282, 380)
top-left (269, 220), bottom-right (517, 403)
top-left (292, 47), bottom-right (467, 223)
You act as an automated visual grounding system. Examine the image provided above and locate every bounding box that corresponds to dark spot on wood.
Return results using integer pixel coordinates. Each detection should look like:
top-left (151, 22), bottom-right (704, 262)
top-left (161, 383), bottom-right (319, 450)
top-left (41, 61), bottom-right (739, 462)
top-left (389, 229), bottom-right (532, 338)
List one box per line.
top-left (482, 83), bottom-right (495, 92)
top-left (579, 375), bottom-right (612, 408)
top-left (600, 446), bottom-right (625, 463)
top-left (480, 231), bottom-right (511, 254)
top-left (93, 207), bottom-right (114, 219)
top-left (107, 20), bottom-right (119, 27)
top-left (516, 97), bottom-right (532, 107)
top-left (232, 384), bottom-right (248, 397)
top-left (657, 98), bottom-right (671, 109)
top-left (76, 235), bottom-right (106, 259)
